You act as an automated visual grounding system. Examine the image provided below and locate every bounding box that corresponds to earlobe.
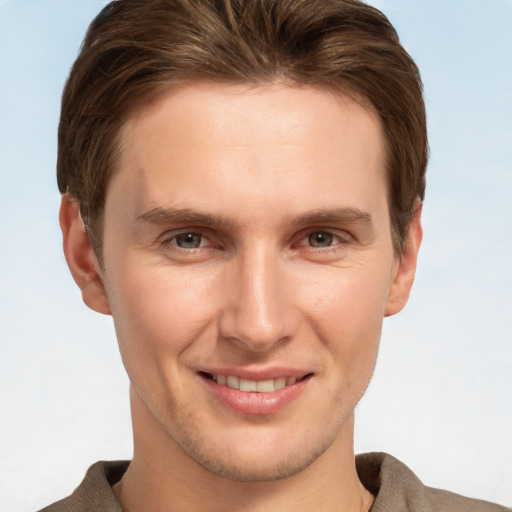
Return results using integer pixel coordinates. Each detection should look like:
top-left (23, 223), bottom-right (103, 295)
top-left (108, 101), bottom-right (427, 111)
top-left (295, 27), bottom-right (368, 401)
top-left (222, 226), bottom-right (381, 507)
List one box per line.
top-left (385, 203), bottom-right (423, 317)
top-left (59, 194), bottom-right (111, 315)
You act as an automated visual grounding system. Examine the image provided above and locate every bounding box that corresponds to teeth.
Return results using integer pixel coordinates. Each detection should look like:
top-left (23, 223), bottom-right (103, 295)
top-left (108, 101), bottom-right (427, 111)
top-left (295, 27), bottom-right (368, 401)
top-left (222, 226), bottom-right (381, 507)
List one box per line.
top-left (210, 374), bottom-right (302, 393)
top-left (274, 377), bottom-right (286, 390)
top-left (239, 378), bottom-right (258, 391)
top-left (256, 379), bottom-right (275, 392)
top-left (226, 375), bottom-right (240, 390)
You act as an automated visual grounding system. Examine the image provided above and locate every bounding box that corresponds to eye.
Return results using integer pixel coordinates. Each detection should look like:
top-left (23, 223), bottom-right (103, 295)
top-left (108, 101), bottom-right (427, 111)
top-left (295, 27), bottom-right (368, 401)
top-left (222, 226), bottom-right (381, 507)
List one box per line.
top-left (294, 229), bottom-right (351, 256)
top-left (159, 229), bottom-right (222, 263)
top-left (171, 232), bottom-right (205, 249)
top-left (307, 231), bottom-right (335, 248)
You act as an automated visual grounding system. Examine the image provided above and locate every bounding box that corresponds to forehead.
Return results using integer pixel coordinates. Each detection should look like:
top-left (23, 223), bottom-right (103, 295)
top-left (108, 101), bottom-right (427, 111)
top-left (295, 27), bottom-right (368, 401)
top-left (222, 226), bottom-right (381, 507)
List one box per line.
top-left (109, 83), bottom-right (388, 226)
top-left (121, 82), bottom-right (381, 155)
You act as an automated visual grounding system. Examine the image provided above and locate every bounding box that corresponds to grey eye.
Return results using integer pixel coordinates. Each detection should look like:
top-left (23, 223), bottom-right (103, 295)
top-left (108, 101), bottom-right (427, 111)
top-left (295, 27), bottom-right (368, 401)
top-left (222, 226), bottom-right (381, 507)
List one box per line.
top-left (308, 232), bottom-right (334, 247)
top-left (175, 233), bottom-right (203, 248)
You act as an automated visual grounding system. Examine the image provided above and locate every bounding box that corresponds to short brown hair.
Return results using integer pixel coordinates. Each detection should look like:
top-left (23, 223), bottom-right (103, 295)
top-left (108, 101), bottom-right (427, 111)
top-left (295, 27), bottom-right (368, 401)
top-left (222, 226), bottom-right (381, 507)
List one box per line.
top-left (58, 0), bottom-right (427, 258)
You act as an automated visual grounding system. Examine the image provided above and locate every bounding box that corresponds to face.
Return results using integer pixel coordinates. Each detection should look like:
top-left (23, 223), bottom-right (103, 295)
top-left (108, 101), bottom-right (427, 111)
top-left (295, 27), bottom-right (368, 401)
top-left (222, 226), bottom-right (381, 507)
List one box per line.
top-left (64, 83), bottom-right (420, 482)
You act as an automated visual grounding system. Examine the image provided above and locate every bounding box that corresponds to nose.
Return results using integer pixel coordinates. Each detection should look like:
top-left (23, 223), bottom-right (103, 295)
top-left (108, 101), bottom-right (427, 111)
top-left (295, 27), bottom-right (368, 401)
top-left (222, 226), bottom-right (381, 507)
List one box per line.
top-left (218, 246), bottom-right (299, 353)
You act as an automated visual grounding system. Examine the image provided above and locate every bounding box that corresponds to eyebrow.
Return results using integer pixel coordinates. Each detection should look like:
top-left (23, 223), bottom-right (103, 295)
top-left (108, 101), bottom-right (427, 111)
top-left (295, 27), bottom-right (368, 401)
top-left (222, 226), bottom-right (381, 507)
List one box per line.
top-left (293, 207), bottom-right (373, 229)
top-left (137, 206), bottom-right (373, 230)
top-left (137, 207), bottom-right (236, 228)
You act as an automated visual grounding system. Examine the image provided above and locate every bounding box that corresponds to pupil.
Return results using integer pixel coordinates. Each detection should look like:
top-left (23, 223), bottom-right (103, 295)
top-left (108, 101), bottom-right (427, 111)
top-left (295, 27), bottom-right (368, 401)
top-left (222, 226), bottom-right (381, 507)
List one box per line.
top-left (309, 232), bottom-right (332, 247)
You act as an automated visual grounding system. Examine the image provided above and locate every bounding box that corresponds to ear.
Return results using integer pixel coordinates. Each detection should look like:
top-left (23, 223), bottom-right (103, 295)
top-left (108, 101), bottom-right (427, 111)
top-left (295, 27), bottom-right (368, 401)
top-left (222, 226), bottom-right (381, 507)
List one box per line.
top-left (385, 203), bottom-right (423, 317)
top-left (59, 194), bottom-right (111, 315)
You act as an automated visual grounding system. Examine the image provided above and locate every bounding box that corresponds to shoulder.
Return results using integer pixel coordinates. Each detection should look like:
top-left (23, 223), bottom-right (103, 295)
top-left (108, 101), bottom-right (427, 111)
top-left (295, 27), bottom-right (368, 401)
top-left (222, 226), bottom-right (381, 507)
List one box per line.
top-left (356, 452), bottom-right (510, 512)
top-left (37, 460), bottom-right (129, 512)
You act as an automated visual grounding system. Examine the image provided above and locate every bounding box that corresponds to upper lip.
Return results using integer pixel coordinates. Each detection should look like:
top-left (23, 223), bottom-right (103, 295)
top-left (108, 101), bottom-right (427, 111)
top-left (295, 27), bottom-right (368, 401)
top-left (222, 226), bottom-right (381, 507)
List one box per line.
top-left (199, 367), bottom-right (312, 381)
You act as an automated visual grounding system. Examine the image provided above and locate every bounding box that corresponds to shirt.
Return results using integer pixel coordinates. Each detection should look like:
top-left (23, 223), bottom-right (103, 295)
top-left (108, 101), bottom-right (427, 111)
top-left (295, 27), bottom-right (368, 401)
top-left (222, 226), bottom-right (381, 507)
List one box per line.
top-left (38, 452), bottom-right (510, 512)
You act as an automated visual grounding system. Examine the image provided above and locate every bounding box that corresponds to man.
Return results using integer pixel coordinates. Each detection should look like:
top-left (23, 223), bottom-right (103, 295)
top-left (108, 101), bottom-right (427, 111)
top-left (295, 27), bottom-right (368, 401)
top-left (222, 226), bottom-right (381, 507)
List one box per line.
top-left (41, 0), bottom-right (508, 511)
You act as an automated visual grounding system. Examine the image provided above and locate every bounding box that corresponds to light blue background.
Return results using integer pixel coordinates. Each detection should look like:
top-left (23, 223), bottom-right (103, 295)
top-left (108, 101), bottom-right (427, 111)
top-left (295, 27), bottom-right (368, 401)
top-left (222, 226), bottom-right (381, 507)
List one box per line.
top-left (1, 1), bottom-right (511, 510)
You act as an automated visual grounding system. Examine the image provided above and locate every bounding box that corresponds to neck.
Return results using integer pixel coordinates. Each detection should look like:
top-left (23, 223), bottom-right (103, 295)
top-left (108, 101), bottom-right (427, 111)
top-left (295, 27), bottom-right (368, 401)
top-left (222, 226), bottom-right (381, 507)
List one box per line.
top-left (114, 387), bottom-right (374, 512)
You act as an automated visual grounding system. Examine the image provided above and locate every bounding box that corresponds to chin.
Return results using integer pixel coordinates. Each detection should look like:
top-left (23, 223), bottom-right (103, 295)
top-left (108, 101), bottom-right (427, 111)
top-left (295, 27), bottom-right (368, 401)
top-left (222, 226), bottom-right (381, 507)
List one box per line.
top-left (175, 426), bottom-right (338, 483)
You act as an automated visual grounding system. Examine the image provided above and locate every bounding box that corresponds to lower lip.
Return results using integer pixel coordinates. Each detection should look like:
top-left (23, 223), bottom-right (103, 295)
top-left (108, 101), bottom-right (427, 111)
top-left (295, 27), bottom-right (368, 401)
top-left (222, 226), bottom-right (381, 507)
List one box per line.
top-left (200, 374), bottom-right (311, 416)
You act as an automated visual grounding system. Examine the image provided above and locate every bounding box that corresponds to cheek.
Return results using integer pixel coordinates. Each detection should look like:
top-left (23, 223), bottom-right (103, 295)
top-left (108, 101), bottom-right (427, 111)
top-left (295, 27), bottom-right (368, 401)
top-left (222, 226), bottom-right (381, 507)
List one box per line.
top-left (106, 261), bottom-right (218, 367)
top-left (296, 264), bottom-right (390, 370)
top-left (300, 263), bottom-right (391, 329)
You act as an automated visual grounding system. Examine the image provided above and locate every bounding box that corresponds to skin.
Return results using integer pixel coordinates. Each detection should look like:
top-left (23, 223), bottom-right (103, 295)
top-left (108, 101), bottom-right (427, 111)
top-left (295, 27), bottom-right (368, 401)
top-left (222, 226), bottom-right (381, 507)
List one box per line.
top-left (61, 83), bottom-right (422, 512)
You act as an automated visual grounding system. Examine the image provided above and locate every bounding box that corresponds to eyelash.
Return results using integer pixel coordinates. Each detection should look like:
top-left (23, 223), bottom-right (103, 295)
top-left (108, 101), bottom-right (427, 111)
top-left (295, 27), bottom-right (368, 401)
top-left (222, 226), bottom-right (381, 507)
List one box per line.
top-left (297, 231), bottom-right (348, 250)
top-left (161, 231), bottom-right (216, 252)
top-left (159, 229), bottom-right (351, 257)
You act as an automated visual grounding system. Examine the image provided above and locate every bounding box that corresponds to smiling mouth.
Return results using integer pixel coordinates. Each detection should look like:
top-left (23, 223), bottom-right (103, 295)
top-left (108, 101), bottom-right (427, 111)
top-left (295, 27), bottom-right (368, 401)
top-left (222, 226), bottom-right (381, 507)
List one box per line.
top-left (200, 372), bottom-right (312, 393)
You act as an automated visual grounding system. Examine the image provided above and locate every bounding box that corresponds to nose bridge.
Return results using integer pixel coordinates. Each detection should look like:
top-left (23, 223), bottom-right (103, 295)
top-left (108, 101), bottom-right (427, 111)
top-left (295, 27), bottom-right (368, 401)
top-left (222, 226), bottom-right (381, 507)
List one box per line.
top-left (219, 242), bottom-right (297, 351)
